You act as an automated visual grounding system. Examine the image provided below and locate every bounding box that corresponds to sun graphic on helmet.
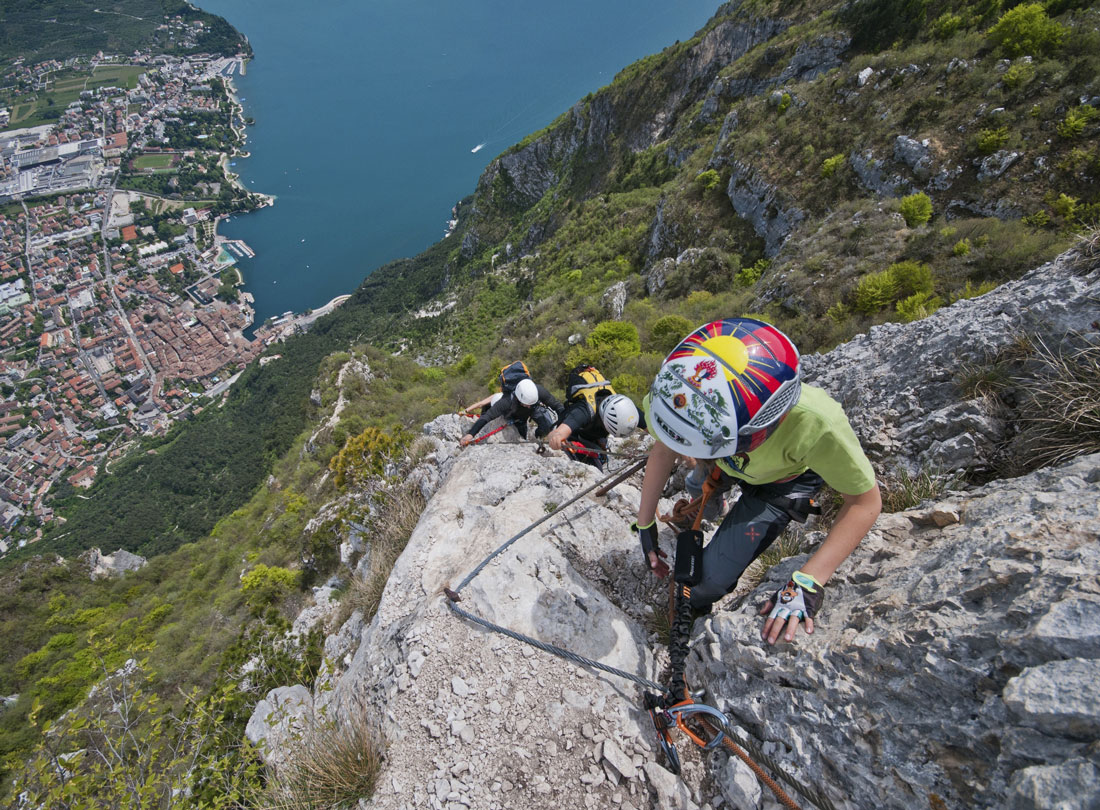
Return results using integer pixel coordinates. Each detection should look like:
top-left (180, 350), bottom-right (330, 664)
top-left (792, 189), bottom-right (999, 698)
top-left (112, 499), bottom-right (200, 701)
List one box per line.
top-left (673, 393), bottom-right (687, 409)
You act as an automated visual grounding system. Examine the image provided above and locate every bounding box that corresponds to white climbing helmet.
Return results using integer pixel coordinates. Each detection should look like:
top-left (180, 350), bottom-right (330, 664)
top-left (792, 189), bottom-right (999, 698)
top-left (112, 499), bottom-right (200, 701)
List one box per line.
top-left (515, 378), bottom-right (539, 406)
top-left (648, 317), bottom-right (801, 458)
top-left (598, 394), bottom-right (639, 437)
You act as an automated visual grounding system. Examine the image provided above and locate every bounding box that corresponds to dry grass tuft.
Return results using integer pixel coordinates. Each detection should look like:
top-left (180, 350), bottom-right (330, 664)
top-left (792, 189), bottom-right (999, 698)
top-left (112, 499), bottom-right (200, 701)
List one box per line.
top-left (269, 707), bottom-right (383, 809)
top-left (1068, 226), bottom-right (1100, 273)
top-left (1012, 338), bottom-right (1100, 470)
top-left (343, 484), bottom-right (427, 621)
top-left (879, 467), bottom-right (964, 513)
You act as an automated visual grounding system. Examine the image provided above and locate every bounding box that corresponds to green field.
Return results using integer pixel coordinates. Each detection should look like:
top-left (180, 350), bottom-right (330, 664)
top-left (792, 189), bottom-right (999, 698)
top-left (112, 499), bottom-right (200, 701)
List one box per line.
top-left (132, 153), bottom-right (177, 171)
top-left (2, 65), bottom-right (146, 128)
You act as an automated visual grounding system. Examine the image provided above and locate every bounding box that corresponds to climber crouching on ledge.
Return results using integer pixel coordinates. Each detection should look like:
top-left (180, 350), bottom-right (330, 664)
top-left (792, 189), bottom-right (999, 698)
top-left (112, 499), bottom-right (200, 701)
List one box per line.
top-left (545, 364), bottom-right (644, 471)
top-left (460, 375), bottom-right (562, 447)
top-left (633, 317), bottom-right (881, 645)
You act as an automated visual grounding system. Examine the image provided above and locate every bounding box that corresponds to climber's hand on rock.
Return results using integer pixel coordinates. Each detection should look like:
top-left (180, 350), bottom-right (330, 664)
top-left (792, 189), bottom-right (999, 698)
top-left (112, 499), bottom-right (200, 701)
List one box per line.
top-left (759, 570), bottom-right (824, 644)
top-left (648, 548), bottom-right (670, 578)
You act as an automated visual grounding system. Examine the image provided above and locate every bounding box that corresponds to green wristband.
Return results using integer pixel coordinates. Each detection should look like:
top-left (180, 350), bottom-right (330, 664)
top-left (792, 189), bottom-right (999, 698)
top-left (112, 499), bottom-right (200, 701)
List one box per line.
top-left (792, 570), bottom-right (823, 592)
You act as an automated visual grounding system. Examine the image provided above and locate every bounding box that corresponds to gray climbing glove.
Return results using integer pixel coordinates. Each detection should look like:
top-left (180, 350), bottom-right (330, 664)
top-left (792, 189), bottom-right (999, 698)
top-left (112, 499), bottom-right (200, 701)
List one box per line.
top-left (768, 570), bottom-right (825, 621)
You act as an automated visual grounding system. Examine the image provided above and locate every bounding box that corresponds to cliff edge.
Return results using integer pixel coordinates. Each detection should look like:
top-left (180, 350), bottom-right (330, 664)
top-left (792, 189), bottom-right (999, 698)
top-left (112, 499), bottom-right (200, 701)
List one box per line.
top-left (250, 244), bottom-right (1099, 809)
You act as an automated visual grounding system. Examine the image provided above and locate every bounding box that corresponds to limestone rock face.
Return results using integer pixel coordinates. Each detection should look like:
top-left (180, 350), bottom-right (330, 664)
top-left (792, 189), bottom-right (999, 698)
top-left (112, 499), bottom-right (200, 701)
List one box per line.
top-left (693, 452), bottom-right (1100, 810)
top-left (245, 685), bottom-right (315, 776)
top-left (81, 547), bottom-right (147, 579)
top-left (320, 446), bottom-right (698, 810)
top-left (724, 159), bottom-right (806, 257)
top-left (802, 249), bottom-right (1100, 475)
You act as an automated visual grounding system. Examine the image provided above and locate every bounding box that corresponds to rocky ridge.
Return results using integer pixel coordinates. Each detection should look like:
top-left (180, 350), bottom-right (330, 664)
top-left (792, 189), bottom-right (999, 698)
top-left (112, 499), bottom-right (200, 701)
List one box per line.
top-left (248, 245), bottom-right (1100, 809)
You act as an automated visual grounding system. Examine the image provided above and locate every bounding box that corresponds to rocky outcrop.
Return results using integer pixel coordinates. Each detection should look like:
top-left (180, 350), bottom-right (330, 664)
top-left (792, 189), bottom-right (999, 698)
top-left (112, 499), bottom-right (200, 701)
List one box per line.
top-left (724, 159), bottom-right (806, 257)
top-left (80, 547), bottom-right (147, 580)
top-left (802, 247), bottom-right (1100, 475)
top-left (694, 452), bottom-right (1100, 810)
top-left (319, 443), bottom-right (686, 810)
top-left (849, 148), bottom-right (913, 198)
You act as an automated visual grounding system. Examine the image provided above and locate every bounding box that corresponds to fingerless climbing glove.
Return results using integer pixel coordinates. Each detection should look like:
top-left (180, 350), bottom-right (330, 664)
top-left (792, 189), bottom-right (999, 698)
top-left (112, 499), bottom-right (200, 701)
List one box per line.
top-left (768, 570), bottom-right (825, 621)
top-left (631, 520), bottom-right (660, 567)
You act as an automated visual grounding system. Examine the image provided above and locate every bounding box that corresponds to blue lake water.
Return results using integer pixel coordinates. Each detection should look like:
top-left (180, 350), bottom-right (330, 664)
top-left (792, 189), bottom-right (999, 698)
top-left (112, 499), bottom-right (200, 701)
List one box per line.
top-left (195, 0), bottom-right (721, 327)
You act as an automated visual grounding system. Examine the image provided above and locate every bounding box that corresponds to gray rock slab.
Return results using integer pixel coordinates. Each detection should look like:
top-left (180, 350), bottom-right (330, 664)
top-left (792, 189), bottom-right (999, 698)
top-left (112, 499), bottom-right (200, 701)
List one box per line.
top-left (1003, 658), bottom-right (1100, 740)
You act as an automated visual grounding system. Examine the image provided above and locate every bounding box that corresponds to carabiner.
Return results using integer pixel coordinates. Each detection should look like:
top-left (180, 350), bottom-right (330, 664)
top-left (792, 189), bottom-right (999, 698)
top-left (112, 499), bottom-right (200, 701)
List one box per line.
top-left (668, 700), bottom-right (730, 750)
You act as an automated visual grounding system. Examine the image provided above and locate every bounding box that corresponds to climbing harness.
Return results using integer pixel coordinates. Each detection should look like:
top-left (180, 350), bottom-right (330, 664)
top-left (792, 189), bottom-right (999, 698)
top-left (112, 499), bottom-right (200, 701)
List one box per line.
top-left (443, 445), bottom-right (825, 810)
top-left (644, 473), bottom-right (808, 810)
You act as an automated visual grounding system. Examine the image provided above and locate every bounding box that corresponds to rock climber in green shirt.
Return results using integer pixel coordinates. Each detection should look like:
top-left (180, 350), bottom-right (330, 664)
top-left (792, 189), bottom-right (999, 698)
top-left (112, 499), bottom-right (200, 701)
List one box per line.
top-left (633, 317), bottom-right (881, 645)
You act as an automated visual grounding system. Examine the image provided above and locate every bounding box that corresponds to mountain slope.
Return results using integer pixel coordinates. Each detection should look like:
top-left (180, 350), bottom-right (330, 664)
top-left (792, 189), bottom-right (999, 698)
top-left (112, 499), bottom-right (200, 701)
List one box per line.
top-left (15, 0), bottom-right (1098, 578)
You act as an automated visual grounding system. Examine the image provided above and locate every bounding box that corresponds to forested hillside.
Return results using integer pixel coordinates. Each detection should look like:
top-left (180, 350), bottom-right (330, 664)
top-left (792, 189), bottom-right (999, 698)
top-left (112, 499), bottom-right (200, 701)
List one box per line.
top-left (0, 0), bottom-right (248, 66)
top-left (15, 0), bottom-right (1098, 565)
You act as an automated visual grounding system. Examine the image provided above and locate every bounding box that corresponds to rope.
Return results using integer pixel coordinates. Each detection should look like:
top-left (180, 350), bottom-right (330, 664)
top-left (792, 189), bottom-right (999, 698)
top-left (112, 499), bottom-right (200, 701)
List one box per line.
top-left (447, 601), bottom-right (664, 693)
top-left (450, 455), bottom-right (641, 593)
top-left (467, 423), bottom-right (510, 445)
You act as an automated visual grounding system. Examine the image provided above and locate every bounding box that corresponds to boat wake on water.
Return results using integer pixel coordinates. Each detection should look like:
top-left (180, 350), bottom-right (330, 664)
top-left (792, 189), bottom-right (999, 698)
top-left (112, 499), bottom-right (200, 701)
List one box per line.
top-left (470, 142), bottom-right (487, 153)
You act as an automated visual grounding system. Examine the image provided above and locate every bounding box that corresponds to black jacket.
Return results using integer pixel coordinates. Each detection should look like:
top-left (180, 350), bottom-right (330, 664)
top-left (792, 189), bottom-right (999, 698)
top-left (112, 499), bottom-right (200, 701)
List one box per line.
top-left (468, 384), bottom-right (562, 437)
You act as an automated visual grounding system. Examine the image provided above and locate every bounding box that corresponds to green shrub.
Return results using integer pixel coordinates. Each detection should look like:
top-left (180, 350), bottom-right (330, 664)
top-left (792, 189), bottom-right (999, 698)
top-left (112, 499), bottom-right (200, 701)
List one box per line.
top-left (454, 353), bottom-right (476, 374)
top-left (1050, 193), bottom-right (1078, 221)
top-left (240, 564), bottom-right (299, 610)
top-left (611, 373), bottom-right (650, 402)
top-left (649, 315), bottom-right (693, 355)
top-left (1002, 62), bottom-right (1035, 90)
top-left (975, 127), bottom-right (1009, 155)
top-left (1022, 210), bottom-right (1050, 228)
top-left (820, 153), bottom-right (846, 178)
top-left (564, 320), bottom-right (641, 377)
top-left (525, 337), bottom-right (565, 382)
top-left (777, 93), bottom-right (792, 114)
top-left (695, 169), bottom-right (721, 192)
top-left (932, 12), bottom-right (963, 39)
top-left (736, 258), bottom-right (769, 287)
top-left (853, 270), bottom-right (899, 314)
top-left (585, 320), bottom-right (641, 356)
top-left (953, 238), bottom-right (972, 256)
top-left (853, 260), bottom-right (934, 314)
top-left (890, 260), bottom-right (935, 297)
top-left (899, 192), bottom-right (933, 227)
top-left (951, 280), bottom-right (998, 301)
top-left (896, 292), bottom-right (943, 322)
top-left (825, 301), bottom-right (850, 323)
top-left (987, 3), bottom-right (1065, 57)
top-left (1057, 105), bottom-right (1098, 140)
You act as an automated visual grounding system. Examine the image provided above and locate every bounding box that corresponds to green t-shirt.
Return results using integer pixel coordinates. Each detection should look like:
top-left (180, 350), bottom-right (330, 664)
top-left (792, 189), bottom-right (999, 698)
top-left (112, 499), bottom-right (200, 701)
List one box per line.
top-left (644, 384), bottom-right (876, 495)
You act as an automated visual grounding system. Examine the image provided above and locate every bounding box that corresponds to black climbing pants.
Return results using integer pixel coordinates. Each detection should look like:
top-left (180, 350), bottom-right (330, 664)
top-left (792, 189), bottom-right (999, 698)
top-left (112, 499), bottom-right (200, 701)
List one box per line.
top-left (689, 471), bottom-right (824, 609)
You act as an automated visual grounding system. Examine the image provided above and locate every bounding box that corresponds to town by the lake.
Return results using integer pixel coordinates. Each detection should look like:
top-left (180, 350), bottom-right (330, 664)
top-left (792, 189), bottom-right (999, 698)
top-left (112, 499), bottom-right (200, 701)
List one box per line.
top-left (0, 19), bottom-right (327, 550)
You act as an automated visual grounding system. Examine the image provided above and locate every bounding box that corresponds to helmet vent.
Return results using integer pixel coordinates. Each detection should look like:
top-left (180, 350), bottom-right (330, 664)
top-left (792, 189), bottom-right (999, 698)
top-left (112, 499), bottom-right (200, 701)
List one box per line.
top-left (742, 380), bottom-right (801, 432)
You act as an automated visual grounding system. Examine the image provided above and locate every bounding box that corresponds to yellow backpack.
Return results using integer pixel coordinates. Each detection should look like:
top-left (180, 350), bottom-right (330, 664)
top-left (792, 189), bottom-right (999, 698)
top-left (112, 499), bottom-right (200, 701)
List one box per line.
top-left (565, 365), bottom-right (613, 420)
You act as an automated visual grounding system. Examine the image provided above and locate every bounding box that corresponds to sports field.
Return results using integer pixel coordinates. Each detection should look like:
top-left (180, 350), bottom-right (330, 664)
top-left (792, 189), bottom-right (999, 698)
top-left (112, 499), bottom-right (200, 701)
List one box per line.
top-left (132, 153), bottom-right (176, 171)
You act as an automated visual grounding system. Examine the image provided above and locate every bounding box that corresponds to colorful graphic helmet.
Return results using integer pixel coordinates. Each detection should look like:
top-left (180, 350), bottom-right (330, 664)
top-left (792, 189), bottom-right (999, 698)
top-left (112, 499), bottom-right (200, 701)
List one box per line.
top-left (648, 318), bottom-right (801, 458)
top-left (598, 394), bottom-right (639, 437)
top-left (515, 378), bottom-right (539, 406)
